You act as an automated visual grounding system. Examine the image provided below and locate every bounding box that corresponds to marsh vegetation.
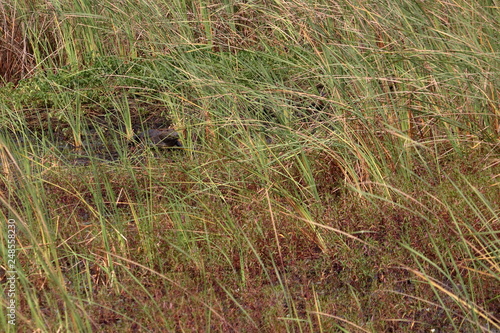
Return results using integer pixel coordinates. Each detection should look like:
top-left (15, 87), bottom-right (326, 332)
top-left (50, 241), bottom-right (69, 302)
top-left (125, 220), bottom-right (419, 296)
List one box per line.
top-left (0, 0), bottom-right (499, 331)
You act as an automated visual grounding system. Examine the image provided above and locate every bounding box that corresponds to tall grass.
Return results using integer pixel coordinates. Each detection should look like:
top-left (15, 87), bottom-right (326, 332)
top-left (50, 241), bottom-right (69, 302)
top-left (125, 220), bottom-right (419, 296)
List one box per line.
top-left (0, 0), bottom-right (498, 331)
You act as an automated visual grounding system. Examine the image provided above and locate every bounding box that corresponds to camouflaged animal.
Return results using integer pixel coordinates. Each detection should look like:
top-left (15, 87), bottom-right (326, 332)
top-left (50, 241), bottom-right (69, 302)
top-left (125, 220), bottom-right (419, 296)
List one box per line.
top-left (134, 129), bottom-right (183, 148)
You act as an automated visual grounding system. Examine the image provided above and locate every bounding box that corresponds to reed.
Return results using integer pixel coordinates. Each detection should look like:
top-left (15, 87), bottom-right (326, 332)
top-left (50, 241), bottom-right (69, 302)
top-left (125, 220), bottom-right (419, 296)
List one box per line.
top-left (0, 0), bottom-right (498, 331)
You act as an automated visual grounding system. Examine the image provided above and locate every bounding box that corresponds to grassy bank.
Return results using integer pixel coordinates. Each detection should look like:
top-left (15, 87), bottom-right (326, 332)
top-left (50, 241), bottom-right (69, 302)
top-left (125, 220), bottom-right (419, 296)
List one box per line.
top-left (1, 0), bottom-right (499, 331)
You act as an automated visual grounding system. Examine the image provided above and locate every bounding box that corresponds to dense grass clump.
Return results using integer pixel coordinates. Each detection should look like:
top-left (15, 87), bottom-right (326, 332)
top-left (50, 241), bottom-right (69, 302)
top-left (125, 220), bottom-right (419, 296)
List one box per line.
top-left (1, 0), bottom-right (499, 332)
